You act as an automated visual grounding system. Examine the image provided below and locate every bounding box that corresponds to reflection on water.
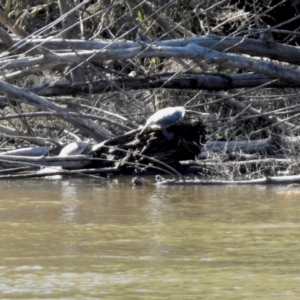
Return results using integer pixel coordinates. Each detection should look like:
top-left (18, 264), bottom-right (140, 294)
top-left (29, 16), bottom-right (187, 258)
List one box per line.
top-left (0, 178), bottom-right (300, 298)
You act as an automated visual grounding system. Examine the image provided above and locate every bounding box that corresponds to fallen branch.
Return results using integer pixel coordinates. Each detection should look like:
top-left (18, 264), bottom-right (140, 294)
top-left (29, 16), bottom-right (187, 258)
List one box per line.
top-left (0, 155), bottom-right (92, 168)
top-left (0, 79), bottom-right (114, 141)
top-left (6, 35), bottom-right (300, 64)
top-left (156, 174), bottom-right (300, 185)
top-left (0, 43), bottom-right (299, 86)
top-left (18, 73), bottom-right (300, 97)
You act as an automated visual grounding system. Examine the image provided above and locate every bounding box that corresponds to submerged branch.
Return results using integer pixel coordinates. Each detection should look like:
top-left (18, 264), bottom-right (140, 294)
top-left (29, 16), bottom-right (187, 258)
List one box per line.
top-left (156, 175), bottom-right (300, 186)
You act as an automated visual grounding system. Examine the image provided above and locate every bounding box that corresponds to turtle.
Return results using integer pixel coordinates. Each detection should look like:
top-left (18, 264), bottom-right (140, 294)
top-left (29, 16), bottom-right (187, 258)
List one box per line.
top-left (139, 106), bottom-right (186, 140)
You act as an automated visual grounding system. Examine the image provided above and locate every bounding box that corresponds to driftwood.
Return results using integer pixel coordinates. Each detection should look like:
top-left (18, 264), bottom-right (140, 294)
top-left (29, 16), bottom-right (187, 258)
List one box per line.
top-left (23, 73), bottom-right (300, 97)
top-left (201, 135), bottom-right (300, 157)
top-left (1, 43), bottom-right (300, 86)
top-left (1, 35), bottom-right (300, 147)
top-left (1, 128), bottom-right (300, 181)
top-left (181, 135), bottom-right (300, 179)
top-left (0, 146), bottom-right (49, 156)
top-left (0, 167), bottom-right (118, 180)
top-left (0, 3), bottom-right (299, 184)
top-left (6, 35), bottom-right (300, 65)
top-left (91, 118), bottom-right (206, 175)
top-left (179, 157), bottom-right (298, 179)
top-left (0, 155), bottom-right (92, 168)
top-left (0, 118), bottom-right (205, 177)
top-left (203, 135), bottom-right (282, 156)
top-left (155, 175), bottom-right (300, 186)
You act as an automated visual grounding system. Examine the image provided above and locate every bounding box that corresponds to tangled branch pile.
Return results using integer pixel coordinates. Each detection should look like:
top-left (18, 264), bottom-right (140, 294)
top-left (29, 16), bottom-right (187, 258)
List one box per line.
top-left (1, 0), bottom-right (300, 181)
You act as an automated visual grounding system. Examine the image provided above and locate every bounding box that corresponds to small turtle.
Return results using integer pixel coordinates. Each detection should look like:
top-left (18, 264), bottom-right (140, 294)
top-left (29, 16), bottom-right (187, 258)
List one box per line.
top-left (139, 106), bottom-right (185, 140)
top-left (37, 142), bottom-right (89, 177)
top-left (155, 175), bottom-right (165, 182)
top-left (131, 176), bottom-right (143, 186)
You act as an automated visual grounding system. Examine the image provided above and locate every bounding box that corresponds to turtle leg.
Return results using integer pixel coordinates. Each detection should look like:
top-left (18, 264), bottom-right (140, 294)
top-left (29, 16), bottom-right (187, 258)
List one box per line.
top-left (162, 128), bottom-right (174, 140)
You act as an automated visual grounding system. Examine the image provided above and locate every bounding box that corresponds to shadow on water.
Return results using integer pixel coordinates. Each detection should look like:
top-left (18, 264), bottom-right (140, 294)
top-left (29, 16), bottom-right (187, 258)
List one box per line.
top-left (0, 177), bottom-right (300, 298)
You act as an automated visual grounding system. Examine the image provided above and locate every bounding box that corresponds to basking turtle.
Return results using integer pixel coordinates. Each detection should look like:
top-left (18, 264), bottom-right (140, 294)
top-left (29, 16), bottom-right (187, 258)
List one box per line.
top-left (139, 106), bottom-right (186, 140)
top-left (58, 141), bottom-right (89, 157)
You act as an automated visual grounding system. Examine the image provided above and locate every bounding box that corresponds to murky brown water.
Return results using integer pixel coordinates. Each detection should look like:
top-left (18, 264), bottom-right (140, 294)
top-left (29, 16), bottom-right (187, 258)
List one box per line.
top-left (0, 177), bottom-right (300, 299)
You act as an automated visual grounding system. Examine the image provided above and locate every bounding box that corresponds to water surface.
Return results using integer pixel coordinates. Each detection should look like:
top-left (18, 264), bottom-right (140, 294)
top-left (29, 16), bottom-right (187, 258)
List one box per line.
top-left (0, 178), bottom-right (300, 299)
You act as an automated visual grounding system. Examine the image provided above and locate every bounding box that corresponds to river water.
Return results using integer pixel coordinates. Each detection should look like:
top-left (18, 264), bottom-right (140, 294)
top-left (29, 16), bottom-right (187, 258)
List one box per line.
top-left (0, 177), bottom-right (300, 299)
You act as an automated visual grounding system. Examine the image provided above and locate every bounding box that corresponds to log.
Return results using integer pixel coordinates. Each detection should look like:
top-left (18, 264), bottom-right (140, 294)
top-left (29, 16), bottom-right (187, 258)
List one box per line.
top-left (155, 175), bottom-right (300, 186)
top-left (202, 135), bottom-right (282, 156)
top-left (0, 146), bottom-right (49, 156)
top-left (25, 73), bottom-right (300, 97)
top-left (8, 35), bottom-right (300, 65)
top-left (0, 155), bottom-right (92, 168)
top-left (91, 118), bottom-right (206, 174)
